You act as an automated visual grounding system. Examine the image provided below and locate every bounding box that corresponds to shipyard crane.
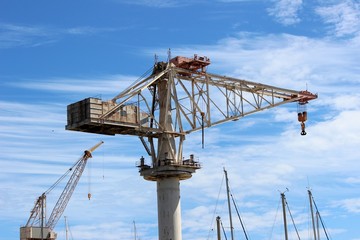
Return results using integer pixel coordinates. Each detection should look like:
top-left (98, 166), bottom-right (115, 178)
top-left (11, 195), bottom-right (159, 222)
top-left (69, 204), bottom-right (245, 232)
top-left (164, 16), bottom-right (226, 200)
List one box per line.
top-left (66, 54), bottom-right (317, 240)
top-left (20, 141), bottom-right (103, 240)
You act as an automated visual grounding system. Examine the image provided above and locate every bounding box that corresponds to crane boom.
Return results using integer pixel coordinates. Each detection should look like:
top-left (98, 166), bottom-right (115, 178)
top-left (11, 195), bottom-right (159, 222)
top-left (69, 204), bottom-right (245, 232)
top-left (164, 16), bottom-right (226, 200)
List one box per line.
top-left (67, 59), bottom-right (317, 134)
top-left (21, 141), bottom-right (103, 240)
top-left (47, 141), bottom-right (103, 229)
top-left (66, 55), bottom-right (317, 164)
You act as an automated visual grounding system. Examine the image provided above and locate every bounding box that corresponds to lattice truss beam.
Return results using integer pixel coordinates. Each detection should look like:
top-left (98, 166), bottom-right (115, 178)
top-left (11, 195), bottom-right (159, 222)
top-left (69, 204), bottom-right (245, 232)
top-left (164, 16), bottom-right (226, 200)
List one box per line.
top-left (99, 64), bottom-right (316, 137)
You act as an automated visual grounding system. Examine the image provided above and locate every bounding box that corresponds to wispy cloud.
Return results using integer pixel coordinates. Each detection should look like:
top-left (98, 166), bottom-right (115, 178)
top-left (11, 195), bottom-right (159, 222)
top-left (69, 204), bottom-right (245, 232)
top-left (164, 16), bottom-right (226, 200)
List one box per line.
top-left (0, 23), bottom-right (118, 48)
top-left (0, 23), bottom-right (54, 48)
top-left (6, 75), bottom-right (137, 98)
top-left (163, 32), bottom-right (360, 94)
top-left (316, 0), bottom-right (360, 37)
top-left (64, 26), bottom-right (117, 35)
top-left (116, 0), bottom-right (192, 8)
top-left (268, 0), bottom-right (303, 26)
top-left (333, 198), bottom-right (360, 213)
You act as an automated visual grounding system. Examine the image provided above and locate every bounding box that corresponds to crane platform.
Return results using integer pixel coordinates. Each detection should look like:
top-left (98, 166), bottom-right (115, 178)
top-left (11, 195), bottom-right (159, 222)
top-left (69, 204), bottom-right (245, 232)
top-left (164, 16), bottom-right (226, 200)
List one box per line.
top-left (20, 226), bottom-right (56, 240)
top-left (137, 154), bottom-right (201, 181)
top-left (66, 97), bottom-right (151, 136)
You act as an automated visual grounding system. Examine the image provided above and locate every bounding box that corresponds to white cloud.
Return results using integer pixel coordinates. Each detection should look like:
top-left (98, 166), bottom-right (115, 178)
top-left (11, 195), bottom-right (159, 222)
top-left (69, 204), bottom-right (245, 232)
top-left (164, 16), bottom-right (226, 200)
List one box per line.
top-left (268, 0), bottom-right (303, 26)
top-left (0, 23), bottom-right (54, 48)
top-left (0, 23), bottom-right (120, 48)
top-left (316, 0), bottom-right (360, 37)
top-left (56, 221), bottom-right (157, 240)
top-left (333, 198), bottom-right (360, 213)
top-left (344, 177), bottom-right (360, 184)
top-left (65, 26), bottom-right (117, 35)
top-left (165, 32), bottom-right (360, 96)
top-left (8, 75), bottom-right (137, 96)
top-left (326, 94), bottom-right (360, 111)
top-left (116, 0), bottom-right (192, 8)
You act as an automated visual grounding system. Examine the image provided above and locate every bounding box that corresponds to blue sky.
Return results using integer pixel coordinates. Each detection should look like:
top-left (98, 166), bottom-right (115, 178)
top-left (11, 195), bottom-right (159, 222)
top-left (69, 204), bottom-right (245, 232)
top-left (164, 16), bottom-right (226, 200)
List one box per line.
top-left (1, 0), bottom-right (360, 239)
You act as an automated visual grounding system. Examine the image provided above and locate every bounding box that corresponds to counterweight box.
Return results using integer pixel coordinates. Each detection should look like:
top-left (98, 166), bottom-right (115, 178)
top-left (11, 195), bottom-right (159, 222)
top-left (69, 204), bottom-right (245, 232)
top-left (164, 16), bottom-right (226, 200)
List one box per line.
top-left (66, 98), bottom-right (149, 136)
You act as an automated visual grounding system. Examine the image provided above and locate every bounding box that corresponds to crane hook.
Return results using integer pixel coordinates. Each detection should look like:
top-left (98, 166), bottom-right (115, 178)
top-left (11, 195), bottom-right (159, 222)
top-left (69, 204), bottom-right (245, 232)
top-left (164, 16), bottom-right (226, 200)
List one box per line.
top-left (298, 111), bottom-right (307, 136)
top-left (300, 122), bottom-right (307, 135)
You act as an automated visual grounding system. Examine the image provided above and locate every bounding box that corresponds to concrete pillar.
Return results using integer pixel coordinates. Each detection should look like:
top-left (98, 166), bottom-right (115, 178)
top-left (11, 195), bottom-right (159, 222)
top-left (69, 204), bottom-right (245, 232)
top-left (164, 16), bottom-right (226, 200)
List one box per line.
top-left (157, 177), bottom-right (182, 240)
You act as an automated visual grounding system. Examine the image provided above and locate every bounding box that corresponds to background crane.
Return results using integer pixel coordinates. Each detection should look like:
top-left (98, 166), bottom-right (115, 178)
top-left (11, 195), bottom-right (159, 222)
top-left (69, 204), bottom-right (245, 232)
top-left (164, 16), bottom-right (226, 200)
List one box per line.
top-left (66, 54), bottom-right (317, 240)
top-left (20, 141), bottom-right (103, 240)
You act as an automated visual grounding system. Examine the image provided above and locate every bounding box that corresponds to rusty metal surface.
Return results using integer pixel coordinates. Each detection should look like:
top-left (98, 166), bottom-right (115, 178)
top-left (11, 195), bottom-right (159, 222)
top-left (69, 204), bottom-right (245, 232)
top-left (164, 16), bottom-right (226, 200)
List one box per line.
top-left (170, 54), bottom-right (210, 72)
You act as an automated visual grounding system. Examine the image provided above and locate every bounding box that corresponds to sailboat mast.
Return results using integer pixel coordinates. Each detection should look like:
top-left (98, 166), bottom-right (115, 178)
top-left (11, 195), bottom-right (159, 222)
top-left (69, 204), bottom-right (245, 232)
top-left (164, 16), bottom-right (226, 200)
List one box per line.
top-left (280, 193), bottom-right (289, 240)
top-left (316, 211), bottom-right (320, 239)
top-left (224, 168), bottom-right (234, 240)
top-left (64, 216), bottom-right (69, 240)
top-left (308, 190), bottom-right (317, 240)
top-left (133, 220), bottom-right (137, 240)
top-left (216, 216), bottom-right (222, 240)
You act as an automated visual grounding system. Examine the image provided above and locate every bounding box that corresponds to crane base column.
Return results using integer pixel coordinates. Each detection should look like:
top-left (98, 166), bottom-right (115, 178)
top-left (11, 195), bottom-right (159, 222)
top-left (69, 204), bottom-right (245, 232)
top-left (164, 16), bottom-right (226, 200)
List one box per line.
top-left (157, 177), bottom-right (182, 240)
top-left (138, 162), bottom-right (201, 240)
